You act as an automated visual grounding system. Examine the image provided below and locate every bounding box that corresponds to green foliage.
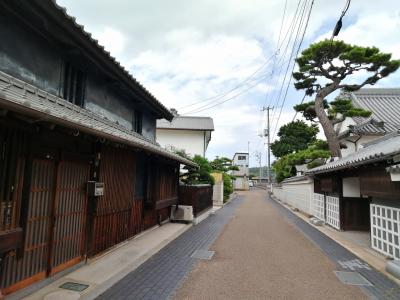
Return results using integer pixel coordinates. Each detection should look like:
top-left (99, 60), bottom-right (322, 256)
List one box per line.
top-left (328, 98), bottom-right (371, 120)
top-left (270, 120), bottom-right (319, 158)
top-left (181, 155), bottom-right (215, 185)
top-left (294, 97), bottom-right (371, 124)
top-left (210, 157), bottom-right (239, 172)
top-left (223, 173), bottom-right (234, 202)
top-left (173, 149), bottom-right (192, 160)
top-left (176, 153), bottom-right (236, 200)
top-left (273, 140), bottom-right (330, 182)
top-left (293, 100), bottom-right (329, 122)
top-left (293, 40), bottom-right (400, 96)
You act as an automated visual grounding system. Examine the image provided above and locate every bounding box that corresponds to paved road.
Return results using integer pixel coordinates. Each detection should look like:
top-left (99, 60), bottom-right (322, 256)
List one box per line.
top-left (97, 189), bottom-right (400, 299)
top-left (174, 189), bottom-right (366, 299)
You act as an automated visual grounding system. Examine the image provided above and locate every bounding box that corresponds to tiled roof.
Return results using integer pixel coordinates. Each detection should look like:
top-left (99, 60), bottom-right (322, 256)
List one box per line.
top-left (0, 71), bottom-right (196, 167)
top-left (343, 88), bottom-right (400, 135)
top-left (157, 116), bottom-right (214, 131)
top-left (386, 164), bottom-right (400, 174)
top-left (306, 133), bottom-right (400, 174)
top-left (282, 175), bottom-right (312, 183)
top-left (32, 0), bottom-right (173, 120)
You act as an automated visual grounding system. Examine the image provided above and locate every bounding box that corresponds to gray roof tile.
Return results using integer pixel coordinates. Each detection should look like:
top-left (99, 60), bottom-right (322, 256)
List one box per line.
top-left (0, 71), bottom-right (196, 167)
top-left (157, 116), bottom-right (214, 131)
top-left (306, 133), bottom-right (400, 174)
top-left (343, 88), bottom-right (400, 135)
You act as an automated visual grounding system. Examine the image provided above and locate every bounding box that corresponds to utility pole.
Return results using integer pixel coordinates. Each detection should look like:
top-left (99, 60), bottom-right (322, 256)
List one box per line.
top-left (261, 106), bottom-right (273, 188)
top-left (255, 151), bottom-right (261, 184)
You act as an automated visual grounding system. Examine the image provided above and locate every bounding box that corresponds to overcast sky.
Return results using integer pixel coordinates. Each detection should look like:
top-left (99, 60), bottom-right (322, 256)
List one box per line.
top-left (58, 0), bottom-right (400, 167)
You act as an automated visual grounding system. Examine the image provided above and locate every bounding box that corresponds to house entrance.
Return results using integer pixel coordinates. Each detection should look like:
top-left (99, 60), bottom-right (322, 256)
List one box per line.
top-left (2, 153), bottom-right (90, 293)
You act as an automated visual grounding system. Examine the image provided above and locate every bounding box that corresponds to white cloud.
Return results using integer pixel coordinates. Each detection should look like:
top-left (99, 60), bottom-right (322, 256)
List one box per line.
top-left (95, 27), bottom-right (126, 61)
top-left (56, 0), bottom-right (400, 166)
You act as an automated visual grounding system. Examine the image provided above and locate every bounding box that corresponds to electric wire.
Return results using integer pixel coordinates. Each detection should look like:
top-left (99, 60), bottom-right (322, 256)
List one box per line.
top-left (270, 0), bottom-right (308, 125)
top-left (272, 0), bottom-right (314, 140)
top-left (182, 71), bottom-right (275, 115)
top-left (178, 52), bottom-right (277, 111)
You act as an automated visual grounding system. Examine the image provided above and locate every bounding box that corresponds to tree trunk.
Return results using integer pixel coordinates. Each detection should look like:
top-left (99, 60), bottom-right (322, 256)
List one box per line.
top-left (314, 93), bottom-right (342, 158)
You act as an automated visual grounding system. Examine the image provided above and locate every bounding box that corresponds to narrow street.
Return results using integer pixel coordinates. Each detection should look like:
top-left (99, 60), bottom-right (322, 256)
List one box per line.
top-left (97, 189), bottom-right (400, 300)
top-left (174, 189), bottom-right (366, 300)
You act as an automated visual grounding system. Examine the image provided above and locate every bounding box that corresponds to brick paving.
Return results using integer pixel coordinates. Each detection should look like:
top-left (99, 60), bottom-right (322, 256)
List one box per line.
top-left (96, 196), bottom-right (243, 300)
top-left (268, 194), bottom-right (400, 300)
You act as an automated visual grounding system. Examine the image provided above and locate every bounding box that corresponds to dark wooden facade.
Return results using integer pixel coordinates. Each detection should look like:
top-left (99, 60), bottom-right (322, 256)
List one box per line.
top-left (0, 120), bottom-right (180, 294)
top-left (313, 163), bottom-right (400, 231)
top-left (179, 185), bottom-right (213, 217)
top-left (0, 1), bottom-right (183, 295)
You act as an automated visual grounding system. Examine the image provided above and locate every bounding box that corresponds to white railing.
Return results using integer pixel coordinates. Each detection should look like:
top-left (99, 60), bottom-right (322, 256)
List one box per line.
top-left (313, 193), bottom-right (325, 221)
top-left (370, 204), bottom-right (400, 259)
top-left (326, 196), bottom-right (340, 230)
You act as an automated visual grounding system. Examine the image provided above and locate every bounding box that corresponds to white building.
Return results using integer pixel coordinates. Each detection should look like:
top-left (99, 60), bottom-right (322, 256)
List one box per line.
top-left (156, 116), bottom-right (214, 157)
top-left (336, 88), bottom-right (400, 157)
top-left (232, 152), bottom-right (249, 190)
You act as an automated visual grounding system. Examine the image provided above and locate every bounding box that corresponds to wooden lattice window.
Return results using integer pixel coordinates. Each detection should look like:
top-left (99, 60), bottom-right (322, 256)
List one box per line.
top-left (63, 62), bottom-right (86, 107)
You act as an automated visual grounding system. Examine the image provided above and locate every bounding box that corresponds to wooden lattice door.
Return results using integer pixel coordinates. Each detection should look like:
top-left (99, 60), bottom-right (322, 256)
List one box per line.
top-left (48, 160), bottom-right (89, 274)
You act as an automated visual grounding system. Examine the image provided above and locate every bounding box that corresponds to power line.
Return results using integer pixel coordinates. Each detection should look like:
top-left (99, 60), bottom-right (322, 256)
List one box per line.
top-left (272, 0), bottom-right (315, 141)
top-left (291, 93), bottom-right (307, 122)
top-left (182, 71), bottom-right (274, 115)
top-left (264, 0), bottom-right (303, 110)
top-left (291, 0), bottom-right (351, 124)
top-left (178, 53), bottom-right (277, 112)
top-left (270, 0), bottom-right (308, 124)
top-left (276, 0), bottom-right (288, 49)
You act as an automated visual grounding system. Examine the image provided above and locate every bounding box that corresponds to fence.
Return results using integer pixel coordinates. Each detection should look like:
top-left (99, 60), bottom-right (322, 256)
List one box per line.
top-left (179, 185), bottom-right (213, 217)
top-left (370, 204), bottom-right (400, 259)
top-left (312, 193), bottom-right (325, 222)
top-left (325, 196), bottom-right (340, 229)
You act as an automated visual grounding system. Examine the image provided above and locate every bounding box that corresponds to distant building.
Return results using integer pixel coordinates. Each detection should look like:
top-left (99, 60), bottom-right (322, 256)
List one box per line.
top-left (156, 116), bottom-right (214, 157)
top-left (232, 153), bottom-right (249, 190)
top-left (336, 88), bottom-right (400, 157)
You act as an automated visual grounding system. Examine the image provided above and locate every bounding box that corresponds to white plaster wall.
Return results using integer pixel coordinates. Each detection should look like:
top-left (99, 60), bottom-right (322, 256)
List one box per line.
top-left (341, 135), bottom-right (381, 157)
top-left (343, 177), bottom-right (361, 197)
top-left (233, 177), bottom-right (249, 190)
top-left (156, 129), bottom-right (205, 157)
top-left (213, 181), bottom-right (223, 206)
top-left (282, 180), bottom-right (314, 215)
top-left (272, 186), bottom-right (285, 202)
top-left (341, 140), bottom-right (356, 157)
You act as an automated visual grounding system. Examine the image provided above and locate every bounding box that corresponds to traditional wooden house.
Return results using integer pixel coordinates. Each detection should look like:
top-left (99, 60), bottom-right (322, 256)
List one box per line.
top-left (306, 133), bottom-right (400, 259)
top-left (0, 0), bottom-right (195, 295)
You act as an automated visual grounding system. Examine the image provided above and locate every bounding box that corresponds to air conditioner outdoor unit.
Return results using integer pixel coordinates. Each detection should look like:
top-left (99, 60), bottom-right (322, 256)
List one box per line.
top-left (170, 205), bottom-right (193, 223)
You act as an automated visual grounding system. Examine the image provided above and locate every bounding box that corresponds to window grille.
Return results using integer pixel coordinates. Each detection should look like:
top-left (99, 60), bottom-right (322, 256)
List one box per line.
top-left (63, 62), bottom-right (86, 107)
top-left (370, 204), bottom-right (400, 259)
top-left (326, 196), bottom-right (340, 230)
top-left (313, 193), bottom-right (325, 221)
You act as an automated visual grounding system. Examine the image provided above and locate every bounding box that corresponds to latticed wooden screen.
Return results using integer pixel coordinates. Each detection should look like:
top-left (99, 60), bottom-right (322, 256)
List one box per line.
top-left (312, 193), bottom-right (325, 221)
top-left (326, 196), bottom-right (340, 230)
top-left (370, 204), bottom-right (400, 259)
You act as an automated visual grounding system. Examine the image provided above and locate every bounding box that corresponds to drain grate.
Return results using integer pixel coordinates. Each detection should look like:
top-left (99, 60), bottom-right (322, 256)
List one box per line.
top-left (334, 271), bottom-right (373, 286)
top-left (59, 282), bottom-right (89, 292)
top-left (191, 249), bottom-right (215, 260)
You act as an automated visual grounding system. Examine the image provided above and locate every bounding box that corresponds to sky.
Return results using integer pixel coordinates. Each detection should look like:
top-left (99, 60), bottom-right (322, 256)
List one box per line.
top-left (57, 0), bottom-right (400, 167)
